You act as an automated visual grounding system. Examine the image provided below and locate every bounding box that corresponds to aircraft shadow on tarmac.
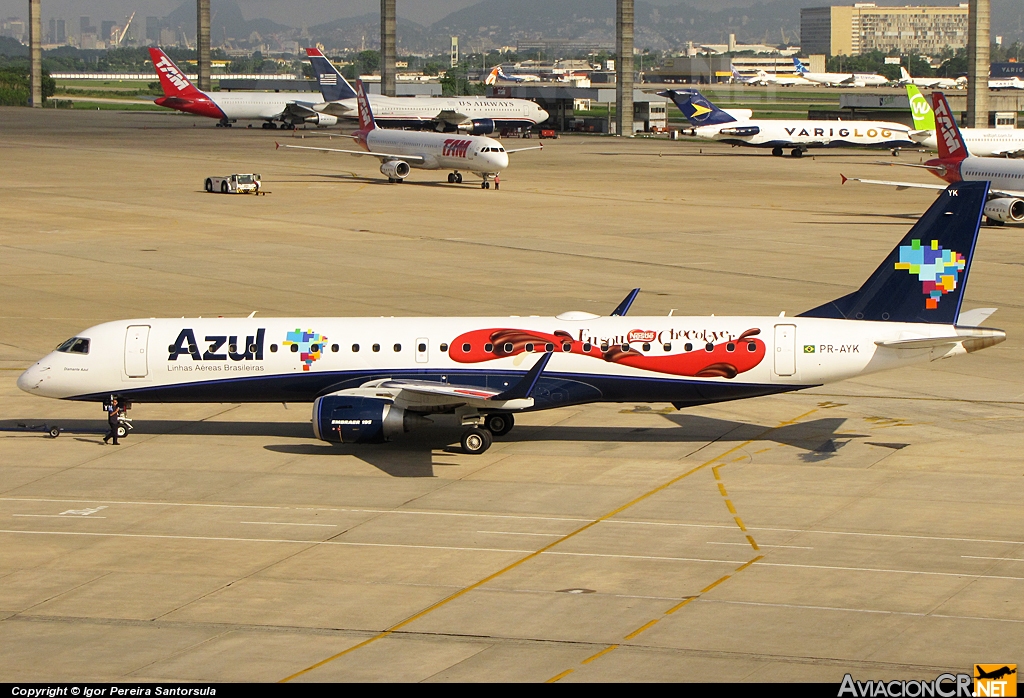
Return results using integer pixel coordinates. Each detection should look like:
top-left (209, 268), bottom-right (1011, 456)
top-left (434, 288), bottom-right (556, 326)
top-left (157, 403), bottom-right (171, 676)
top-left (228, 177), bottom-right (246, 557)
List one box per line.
top-left (2, 414), bottom-right (870, 477)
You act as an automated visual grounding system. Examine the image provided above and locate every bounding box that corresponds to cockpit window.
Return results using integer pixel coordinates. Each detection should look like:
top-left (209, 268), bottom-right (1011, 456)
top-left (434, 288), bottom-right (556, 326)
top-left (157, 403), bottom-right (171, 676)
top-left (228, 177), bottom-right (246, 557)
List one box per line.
top-left (56, 337), bottom-right (90, 354)
top-left (498, 147), bottom-right (505, 152)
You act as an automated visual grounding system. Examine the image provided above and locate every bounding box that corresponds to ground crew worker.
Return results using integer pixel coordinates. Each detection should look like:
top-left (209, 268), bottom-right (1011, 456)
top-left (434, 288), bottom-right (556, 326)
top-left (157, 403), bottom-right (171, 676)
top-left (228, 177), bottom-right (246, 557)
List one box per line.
top-left (103, 398), bottom-right (121, 445)
top-left (494, 175), bottom-right (500, 190)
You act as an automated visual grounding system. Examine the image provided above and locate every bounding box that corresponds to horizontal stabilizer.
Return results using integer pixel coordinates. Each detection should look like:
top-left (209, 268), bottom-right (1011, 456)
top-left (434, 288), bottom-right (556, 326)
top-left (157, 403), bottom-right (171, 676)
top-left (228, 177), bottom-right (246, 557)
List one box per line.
top-left (875, 327), bottom-right (1004, 352)
top-left (957, 308), bottom-right (997, 326)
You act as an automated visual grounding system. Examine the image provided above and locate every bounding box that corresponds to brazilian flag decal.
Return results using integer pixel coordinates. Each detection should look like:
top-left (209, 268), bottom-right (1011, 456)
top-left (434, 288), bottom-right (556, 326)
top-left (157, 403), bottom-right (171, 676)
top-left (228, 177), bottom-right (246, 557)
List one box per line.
top-left (803, 345), bottom-right (815, 353)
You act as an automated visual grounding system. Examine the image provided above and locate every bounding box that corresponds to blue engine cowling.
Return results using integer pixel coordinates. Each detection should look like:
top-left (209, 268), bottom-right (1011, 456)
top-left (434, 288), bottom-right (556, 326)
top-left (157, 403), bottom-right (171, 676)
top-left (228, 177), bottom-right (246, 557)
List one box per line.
top-left (457, 118), bottom-right (496, 135)
top-left (312, 395), bottom-right (425, 444)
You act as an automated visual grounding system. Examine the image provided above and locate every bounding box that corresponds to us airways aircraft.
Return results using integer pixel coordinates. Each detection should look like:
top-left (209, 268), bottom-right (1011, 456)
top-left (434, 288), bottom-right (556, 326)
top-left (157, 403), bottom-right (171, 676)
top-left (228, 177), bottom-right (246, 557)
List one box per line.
top-left (662, 89), bottom-right (914, 157)
top-left (793, 57), bottom-right (888, 87)
top-left (18, 182), bottom-right (1004, 455)
top-left (277, 79), bottom-right (540, 186)
top-left (148, 48), bottom-right (336, 129)
top-left (904, 85), bottom-right (1024, 158)
top-left (309, 50), bottom-right (548, 134)
top-left (844, 92), bottom-right (1024, 225)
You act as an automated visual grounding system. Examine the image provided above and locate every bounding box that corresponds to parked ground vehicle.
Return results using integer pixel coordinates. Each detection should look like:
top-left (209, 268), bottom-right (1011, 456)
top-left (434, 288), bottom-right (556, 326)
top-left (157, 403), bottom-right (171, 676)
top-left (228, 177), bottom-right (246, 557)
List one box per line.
top-left (539, 129), bottom-right (558, 139)
top-left (204, 174), bottom-right (263, 194)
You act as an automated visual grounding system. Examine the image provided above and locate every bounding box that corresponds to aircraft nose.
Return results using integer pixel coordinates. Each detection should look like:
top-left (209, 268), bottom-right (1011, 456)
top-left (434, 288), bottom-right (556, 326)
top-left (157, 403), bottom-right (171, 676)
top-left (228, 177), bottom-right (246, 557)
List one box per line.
top-left (537, 107), bottom-right (550, 123)
top-left (17, 363), bottom-right (48, 393)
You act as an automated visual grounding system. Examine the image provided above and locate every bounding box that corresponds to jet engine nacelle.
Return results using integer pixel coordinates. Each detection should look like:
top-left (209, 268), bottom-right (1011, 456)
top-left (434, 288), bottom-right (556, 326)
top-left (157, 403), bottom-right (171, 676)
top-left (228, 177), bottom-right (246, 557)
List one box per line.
top-left (380, 160), bottom-right (411, 180)
top-left (312, 395), bottom-right (428, 444)
top-left (306, 113), bottom-right (338, 127)
top-left (984, 197), bottom-right (1024, 223)
top-left (457, 118), bottom-right (496, 135)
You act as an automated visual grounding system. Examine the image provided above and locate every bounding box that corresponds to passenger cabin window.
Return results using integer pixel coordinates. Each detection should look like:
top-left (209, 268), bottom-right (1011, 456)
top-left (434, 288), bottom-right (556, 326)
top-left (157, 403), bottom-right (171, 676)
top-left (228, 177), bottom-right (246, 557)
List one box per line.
top-left (352, 344), bottom-right (360, 352)
top-left (56, 337), bottom-right (90, 354)
top-left (270, 344), bottom-right (278, 353)
top-left (440, 343), bottom-right (449, 352)
top-left (372, 344), bottom-right (380, 352)
top-left (393, 344), bottom-right (402, 352)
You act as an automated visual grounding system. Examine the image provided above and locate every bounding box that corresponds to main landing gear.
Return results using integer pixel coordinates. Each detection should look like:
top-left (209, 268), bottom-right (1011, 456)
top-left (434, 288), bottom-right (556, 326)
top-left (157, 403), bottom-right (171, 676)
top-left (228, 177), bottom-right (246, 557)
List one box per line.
top-left (460, 413), bottom-right (515, 454)
top-left (261, 122), bottom-right (279, 130)
top-left (772, 147), bottom-right (783, 157)
top-left (790, 148), bottom-right (804, 158)
top-left (447, 172), bottom-right (463, 184)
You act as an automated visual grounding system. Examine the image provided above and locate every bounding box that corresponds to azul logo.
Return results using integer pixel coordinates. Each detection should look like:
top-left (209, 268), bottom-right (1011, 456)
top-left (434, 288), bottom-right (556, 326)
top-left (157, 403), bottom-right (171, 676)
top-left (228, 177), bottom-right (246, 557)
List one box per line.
top-left (895, 239), bottom-right (966, 309)
top-left (169, 329), bottom-right (265, 361)
top-left (628, 329), bottom-right (657, 343)
top-left (154, 56), bottom-right (190, 92)
top-left (443, 139), bottom-right (472, 157)
top-left (284, 329), bottom-right (328, 371)
top-left (933, 97), bottom-right (962, 154)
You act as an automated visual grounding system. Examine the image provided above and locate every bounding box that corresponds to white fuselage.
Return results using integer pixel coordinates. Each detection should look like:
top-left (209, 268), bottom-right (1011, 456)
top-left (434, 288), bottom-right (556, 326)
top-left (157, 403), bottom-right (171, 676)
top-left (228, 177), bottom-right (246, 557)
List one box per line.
top-left (693, 120), bottom-right (914, 149)
top-left (210, 91), bottom-right (320, 120)
top-left (799, 71), bottom-right (889, 87)
top-left (955, 157), bottom-right (1024, 196)
top-left (989, 77), bottom-right (1024, 90)
top-left (337, 95), bottom-right (547, 126)
top-left (18, 315), bottom-right (979, 407)
top-left (363, 129), bottom-right (509, 173)
top-left (904, 77), bottom-right (963, 89)
top-left (914, 128), bottom-right (1024, 157)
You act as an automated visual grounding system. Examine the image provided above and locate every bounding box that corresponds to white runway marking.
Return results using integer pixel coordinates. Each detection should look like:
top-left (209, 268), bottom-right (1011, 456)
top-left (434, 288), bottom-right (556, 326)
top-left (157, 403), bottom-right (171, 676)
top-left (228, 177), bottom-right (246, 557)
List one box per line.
top-left (706, 598), bottom-right (1024, 624)
top-left (477, 530), bottom-right (564, 537)
top-left (962, 555), bottom-right (1024, 562)
top-left (755, 561), bottom-right (1024, 581)
top-left (12, 514), bottom-right (107, 519)
top-left (240, 521), bottom-right (338, 528)
top-left (707, 541), bottom-right (813, 549)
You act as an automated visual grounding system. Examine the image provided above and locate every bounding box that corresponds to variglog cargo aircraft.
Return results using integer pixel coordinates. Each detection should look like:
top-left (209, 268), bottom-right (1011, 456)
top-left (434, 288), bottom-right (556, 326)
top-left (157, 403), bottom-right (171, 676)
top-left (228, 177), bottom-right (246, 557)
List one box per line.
top-left (19, 182), bottom-right (1003, 454)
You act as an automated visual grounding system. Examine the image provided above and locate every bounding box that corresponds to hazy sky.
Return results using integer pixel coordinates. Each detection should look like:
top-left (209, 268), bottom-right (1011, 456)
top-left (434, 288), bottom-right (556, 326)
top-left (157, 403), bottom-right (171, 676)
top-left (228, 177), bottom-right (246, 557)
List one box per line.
top-left (1, 0), bottom-right (484, 26)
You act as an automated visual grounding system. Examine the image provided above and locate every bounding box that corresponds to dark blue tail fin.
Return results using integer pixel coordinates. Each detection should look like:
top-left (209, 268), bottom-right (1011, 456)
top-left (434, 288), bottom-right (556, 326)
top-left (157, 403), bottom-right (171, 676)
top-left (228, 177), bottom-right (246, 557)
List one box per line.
top-left (305, 47), bottom-right (356, 102)
top-left (799, 182), bottom-right (988, 325)
top-left (658, 89), bottom-right (737, 126)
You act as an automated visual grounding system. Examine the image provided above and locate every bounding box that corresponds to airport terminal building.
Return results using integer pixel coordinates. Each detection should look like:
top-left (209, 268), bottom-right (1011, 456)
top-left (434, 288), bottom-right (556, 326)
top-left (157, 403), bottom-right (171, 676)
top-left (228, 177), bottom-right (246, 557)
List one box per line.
top-left (801, 3), bottom-right (969, 56)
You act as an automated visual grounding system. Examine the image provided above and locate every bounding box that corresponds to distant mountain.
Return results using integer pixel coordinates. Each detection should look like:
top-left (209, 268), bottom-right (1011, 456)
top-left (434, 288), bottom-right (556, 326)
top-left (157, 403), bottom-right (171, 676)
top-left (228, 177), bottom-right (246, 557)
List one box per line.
top-left (307, 12), bottom-right (430, 53)
top-left (165, 0), bottom-right (291, 42)
top-left (0, 35), bottom-right (28, 57)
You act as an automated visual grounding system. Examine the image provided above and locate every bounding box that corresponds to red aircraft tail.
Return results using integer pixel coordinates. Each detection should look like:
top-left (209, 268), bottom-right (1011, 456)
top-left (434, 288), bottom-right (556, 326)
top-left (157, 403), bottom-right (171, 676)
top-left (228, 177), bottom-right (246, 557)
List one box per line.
top-left (931, 92), bottom-right (969, 162)
top-left (148, 47), bottom-right (204, 98)
top-left (354, 79), bottom-right (377, 132)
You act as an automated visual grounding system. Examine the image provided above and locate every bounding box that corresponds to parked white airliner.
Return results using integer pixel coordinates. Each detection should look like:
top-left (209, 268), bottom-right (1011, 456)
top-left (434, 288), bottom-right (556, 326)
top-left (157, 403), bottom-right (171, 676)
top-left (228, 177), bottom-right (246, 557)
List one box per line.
top-left (309, 49), bottom-right (548, 134)
top-left (18, 182), bottom-right (1004, 454)
top-left (844, 92), bottom-right (1024, 225)
top-left (277, 79), bottom-right (540, 186)
top-left (662, 89), bottom-right (914, 157)
top-left (148, 48), bottom-right (335, 129)
top-left (897, 67), bottom-right (965, 90)
top-left (793, 57), bottom-right (889, 87)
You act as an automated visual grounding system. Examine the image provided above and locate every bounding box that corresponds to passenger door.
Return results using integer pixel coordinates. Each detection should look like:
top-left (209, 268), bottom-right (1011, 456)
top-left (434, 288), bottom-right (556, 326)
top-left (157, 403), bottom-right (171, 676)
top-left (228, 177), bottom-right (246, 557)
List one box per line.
top-left (124, 325), bottom-right (150, 378)
top-left (773, 324), bottom-right (796, 377)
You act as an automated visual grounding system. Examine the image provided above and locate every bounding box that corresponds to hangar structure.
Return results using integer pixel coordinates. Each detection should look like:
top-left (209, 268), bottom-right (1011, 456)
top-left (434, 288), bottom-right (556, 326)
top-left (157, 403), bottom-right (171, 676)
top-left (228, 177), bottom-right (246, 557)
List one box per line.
top-left (489, 85), bottom-right (667, 134)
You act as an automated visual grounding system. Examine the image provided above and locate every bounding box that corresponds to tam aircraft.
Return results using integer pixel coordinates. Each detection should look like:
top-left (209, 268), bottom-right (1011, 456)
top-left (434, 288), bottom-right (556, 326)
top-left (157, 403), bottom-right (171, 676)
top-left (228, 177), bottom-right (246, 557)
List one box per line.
top-left (276, 79), bottom-right (540, 186)
top-left (662, 89), bottom-right (914, 157)
top-left (844, 92), bottom-right (1024, 225)
top-left (18, 182), bottom-right (1004, 454)
top-left (904, 85), bottom-right (1024, 158)
top-left (793, 57), bottom-right (889, 87)
top-left (308, 49), bottom-right (548, 134)
top-left (148, 48), bottom-right (336, 129)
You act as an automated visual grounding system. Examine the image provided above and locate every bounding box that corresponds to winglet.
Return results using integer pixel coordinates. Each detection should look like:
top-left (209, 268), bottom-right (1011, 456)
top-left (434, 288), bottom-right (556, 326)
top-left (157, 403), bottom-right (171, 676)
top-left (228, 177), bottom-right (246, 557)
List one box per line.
top-left (490, 352), bottom-right (552, 401)
top-left (840, 173), bottom-right (848, 185)
top-left (611, 288), bottom-right (641, 316)
top-left (275, 141), bottom-right (280, 150)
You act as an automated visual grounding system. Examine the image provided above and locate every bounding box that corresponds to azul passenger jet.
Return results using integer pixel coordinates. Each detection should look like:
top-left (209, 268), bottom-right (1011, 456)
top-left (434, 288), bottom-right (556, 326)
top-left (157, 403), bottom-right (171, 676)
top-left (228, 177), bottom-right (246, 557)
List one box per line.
top-left (148, 48), bottom-right (336, 129)
top-left (662, 89), bottom-right (914, 157)
top-left (904, 85), bottom-right (1024, 158)
top-left (308, 49), bottom-right (548, 134)
top-left (18, 182), bottom-right (1004, 455)
top-left (277, 79), bottom-right (540, 186)
top-left (793, 57), bottom-right (889, 87)
top-left (844, 92), bottom-right (1024, 225)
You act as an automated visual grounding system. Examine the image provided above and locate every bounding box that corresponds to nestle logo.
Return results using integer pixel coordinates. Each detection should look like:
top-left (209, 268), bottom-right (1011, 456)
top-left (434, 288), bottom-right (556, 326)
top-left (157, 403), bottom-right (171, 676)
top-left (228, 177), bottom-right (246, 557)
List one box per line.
top-left (628, 329), bottom-right (656, 343)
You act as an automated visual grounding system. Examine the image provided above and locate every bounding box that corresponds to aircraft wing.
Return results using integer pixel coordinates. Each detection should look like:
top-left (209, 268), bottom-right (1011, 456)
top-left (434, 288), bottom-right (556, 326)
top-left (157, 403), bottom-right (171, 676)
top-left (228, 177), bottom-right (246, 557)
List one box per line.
top-left (282, 101), bottom-right (321, 119)
top-left (332, 353), bottom-right (553, 412)
top-left (990, 147), bottom-right (1024, 158)
top-left (317, 102), bottom-right (354, 116)
top-left (275, 142), bottom-right (426, 164)
top-left (435, 109), bottom-right (471, 125)
top-left (840, 174), bottom-right (947, 191)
